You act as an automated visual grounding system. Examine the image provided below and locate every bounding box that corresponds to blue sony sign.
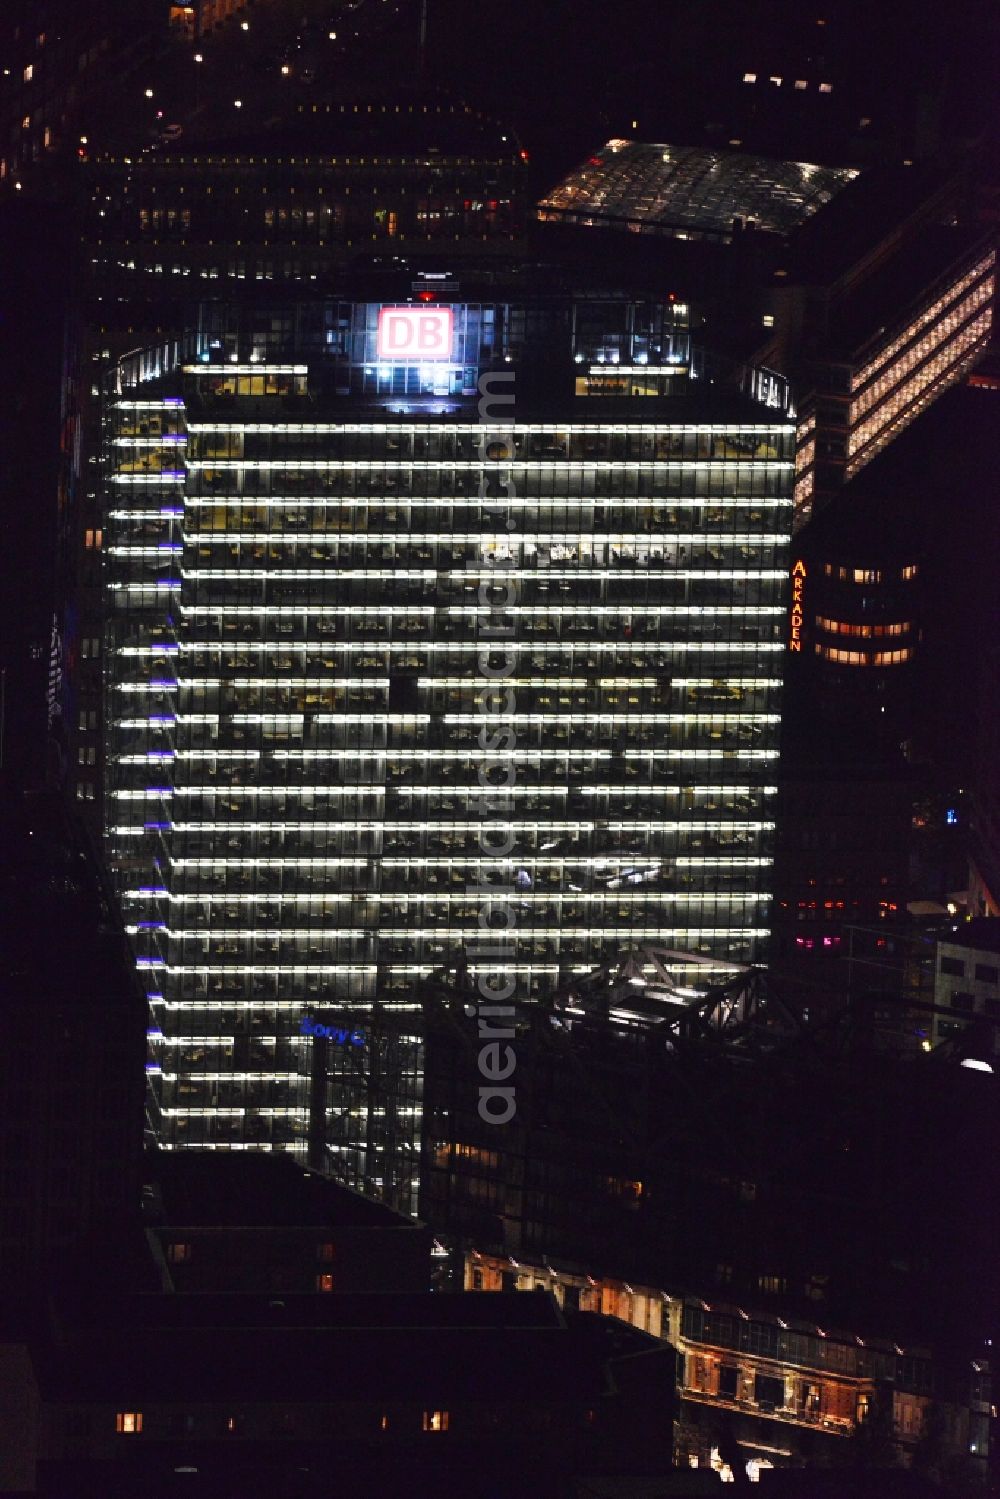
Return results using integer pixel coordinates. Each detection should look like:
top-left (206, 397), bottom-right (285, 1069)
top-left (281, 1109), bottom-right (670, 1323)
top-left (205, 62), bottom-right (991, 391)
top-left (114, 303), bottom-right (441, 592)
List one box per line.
top-left (300, 1015), bottom-right (366, 1048)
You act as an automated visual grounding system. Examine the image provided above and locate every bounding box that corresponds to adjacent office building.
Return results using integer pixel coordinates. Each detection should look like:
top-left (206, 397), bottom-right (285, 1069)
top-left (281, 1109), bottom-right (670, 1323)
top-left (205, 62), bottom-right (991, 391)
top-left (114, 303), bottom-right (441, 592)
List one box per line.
top-left (540, 140), bottom-right (996, 525)
top-left (102, 282), bottom-right (794, 1157)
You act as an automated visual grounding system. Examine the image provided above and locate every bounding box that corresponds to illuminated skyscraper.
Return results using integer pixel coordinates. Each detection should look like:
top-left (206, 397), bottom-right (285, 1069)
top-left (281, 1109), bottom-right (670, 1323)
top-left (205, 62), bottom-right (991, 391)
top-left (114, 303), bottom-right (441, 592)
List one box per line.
top-left (102, 287), bottom-right (794, 1164)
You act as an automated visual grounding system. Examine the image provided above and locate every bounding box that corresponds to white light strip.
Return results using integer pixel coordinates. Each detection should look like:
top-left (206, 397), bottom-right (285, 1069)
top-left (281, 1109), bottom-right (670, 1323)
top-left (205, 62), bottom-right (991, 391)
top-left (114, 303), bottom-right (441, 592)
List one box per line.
top-left (118, 820), bottom-right (774, 832)
top-left (184, 422), bottom-right (790, 435)
top-left (179, 496), bottom-right (793, 510)
top-left (181, 532), bottom-right (779, 547)
top-left (184, 459), bottom-right (793, 471)
top-left (174, 567), bottom-right (785, 582)
top-left (181, 364), bottom-right (308, 375)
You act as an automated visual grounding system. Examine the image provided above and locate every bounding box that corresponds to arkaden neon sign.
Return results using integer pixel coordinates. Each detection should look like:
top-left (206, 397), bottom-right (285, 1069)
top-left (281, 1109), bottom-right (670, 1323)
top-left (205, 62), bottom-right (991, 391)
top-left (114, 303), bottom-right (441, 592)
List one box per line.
top-left (789, 559), bottom-right (806, 652)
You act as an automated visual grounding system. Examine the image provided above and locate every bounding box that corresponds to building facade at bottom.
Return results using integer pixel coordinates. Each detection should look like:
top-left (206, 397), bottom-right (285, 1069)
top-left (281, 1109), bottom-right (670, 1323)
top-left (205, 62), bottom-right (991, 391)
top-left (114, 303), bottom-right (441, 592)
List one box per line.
top-left (460, 1255), bottom-right (990, 1486)
top-left (101, 286), bottom-right (794, 1183)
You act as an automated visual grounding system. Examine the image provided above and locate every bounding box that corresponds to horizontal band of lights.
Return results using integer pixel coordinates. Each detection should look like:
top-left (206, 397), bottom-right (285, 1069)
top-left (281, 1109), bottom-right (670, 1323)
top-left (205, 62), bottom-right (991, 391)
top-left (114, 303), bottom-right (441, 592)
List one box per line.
top-left (182, 422), bottom-right (791, 436)
top-left (159, 1074), bottom-right (308, 1083)
top-left (158, 1109), bottom-right (310, 1118)
top-left (850, 293), bottom-right (994, 428)
top-left (127, 871), bottom-right (773, 901)
top-left (137, 938), bottom-right (771, 972)
top-left (181, 364), bottom-right (308, 375)
top-left (814, 616), bottom-right (911, 639)
top-left (161, 849), bottom-right (772, 870)
top-left (114, 778), bottom-right (772, 802)
top-left (852, 253), bottom-right (996, 392)
top-left (114, 400), bottom-right (185, 409)
top-left (847, 309), bottom-right (992, 469)
top-left (167, 568), bottom-right (786, 583)
top-left (130, 897), bottom-right (770, 931)
top-left (114, 682), bottom-right (774, 697)
top-left (117, 820), bottom-right (775, 833)
top-left (146, 969), bottom-right (735, 1004)
top-left (184, 459), bottom-right (793, 472)
top-left (172, 532), bottom-right (782, 547)
top-left (174, 496), bottom-right (793, 510)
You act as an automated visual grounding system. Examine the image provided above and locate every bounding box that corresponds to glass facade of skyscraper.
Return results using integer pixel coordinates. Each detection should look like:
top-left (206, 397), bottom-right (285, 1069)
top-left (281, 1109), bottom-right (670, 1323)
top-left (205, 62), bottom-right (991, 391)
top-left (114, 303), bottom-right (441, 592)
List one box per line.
top-left (103, 294), bottom-right (794, 1163)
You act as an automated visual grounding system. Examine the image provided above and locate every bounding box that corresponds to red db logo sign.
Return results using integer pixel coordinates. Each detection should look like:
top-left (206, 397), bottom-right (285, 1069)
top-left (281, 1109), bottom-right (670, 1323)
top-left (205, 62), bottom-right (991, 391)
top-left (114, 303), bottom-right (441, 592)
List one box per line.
top-left (377, 306), bottom-right (453, 360)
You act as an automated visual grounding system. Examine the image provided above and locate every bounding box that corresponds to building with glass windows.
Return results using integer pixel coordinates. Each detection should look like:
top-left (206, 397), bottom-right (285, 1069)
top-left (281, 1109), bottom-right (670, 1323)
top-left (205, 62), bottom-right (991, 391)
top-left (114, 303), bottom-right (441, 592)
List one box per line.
top-left (538, 141), bottom-right (996, 526)
top-left (102, 284), bottom-right (794, 1163)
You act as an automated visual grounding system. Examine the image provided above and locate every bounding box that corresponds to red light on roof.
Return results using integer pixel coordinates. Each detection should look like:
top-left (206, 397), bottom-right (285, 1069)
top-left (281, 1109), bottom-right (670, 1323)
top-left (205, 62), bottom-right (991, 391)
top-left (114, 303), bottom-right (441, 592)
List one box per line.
top-left (519, 149), bottom-right (529, 162)
top-left (417, 289), bottom-right (436, 302)
top-left (668, 293), bottom-right (677, 302)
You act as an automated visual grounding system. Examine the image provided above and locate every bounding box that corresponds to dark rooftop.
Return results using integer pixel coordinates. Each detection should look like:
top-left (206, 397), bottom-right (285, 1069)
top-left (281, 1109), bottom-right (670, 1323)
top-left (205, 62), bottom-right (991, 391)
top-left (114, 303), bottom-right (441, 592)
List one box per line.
top-left (145, 1149), bottom-right (418, 1231)
top-left (786, 159), bottom-right (961, 289)
top-left (143, 94), bottom-right (520, 164)
top-left (828, 225), bottom-right (993, 358)
top-left (939, 918), bottom-right (1000, 956)
top-left (32, 1292), bottom-right (674, 1404)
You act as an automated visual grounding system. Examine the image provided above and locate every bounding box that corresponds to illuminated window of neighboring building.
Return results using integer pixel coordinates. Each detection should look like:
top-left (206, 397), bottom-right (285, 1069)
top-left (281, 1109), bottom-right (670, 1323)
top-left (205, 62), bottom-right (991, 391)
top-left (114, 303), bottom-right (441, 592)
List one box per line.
top-left (758, 1274), bottom-right (787, 1295)
top-left (856, 1392), bottom-right (871, 1422)
top-left (900, 564), bottom-right (918, 580)
top-left (116, 1412), bottom-right (142, 1433)
top-left (166, 1242), bottom-right (191, 1263)
top-left (423, 1410), bottom-right (449, 1432)
top-left (316, 1273), bottom-right (334, 1292)
top-left (380, 1413), bottom-right (390, 1431)
top-left (872, 648), bottom-right (913, 666)
top-left (816, 644), bottom-right (867, 665)
top-left (317, 1242), bottom-right (335, 1263)
top-left (802, 1381), bottom-right (822, 1414)
top-left (762, 314), bottom-right (775, 328)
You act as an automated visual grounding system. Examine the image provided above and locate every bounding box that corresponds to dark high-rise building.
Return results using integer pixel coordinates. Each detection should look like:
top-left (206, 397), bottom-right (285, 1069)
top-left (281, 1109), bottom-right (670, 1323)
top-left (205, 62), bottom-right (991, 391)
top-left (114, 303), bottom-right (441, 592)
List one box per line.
top-left (0, 792), bottom-right (146, 1314)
